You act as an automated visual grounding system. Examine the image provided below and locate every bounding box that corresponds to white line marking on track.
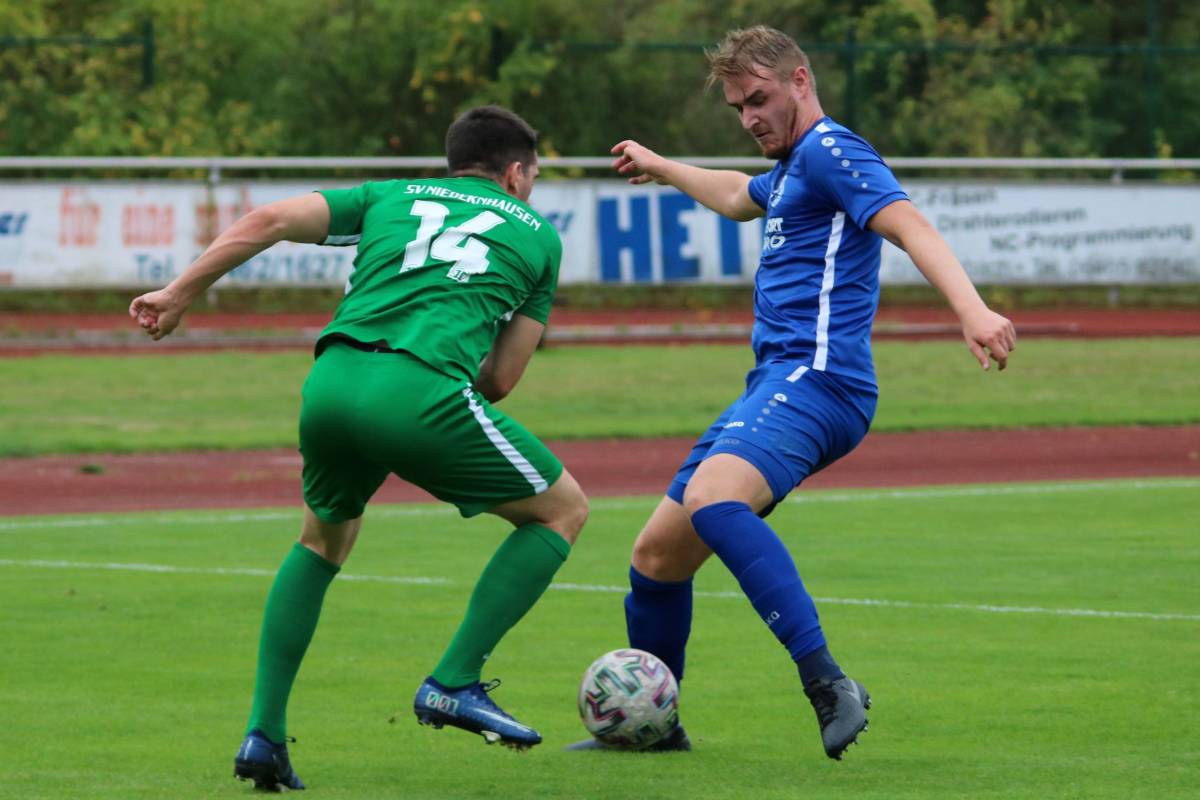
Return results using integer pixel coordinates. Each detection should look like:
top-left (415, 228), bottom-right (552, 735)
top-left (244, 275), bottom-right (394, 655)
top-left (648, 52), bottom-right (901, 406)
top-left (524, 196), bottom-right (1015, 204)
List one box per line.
top-left (3, 478), bottom-right (1197, 531)
top-left (2, 559), bottom-right (1195, 622)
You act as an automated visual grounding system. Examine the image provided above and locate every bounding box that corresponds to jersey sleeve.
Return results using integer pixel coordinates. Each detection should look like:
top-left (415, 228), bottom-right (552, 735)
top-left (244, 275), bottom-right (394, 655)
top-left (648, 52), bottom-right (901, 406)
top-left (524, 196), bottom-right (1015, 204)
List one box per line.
top-left (515, 229), bottom-right (562, 324)
top-left (747, 165), bottom-right (781, 210)
top-left (316, 184), bottom-right (371, 246)
top-left (804, 132), bottom-right (908, 229)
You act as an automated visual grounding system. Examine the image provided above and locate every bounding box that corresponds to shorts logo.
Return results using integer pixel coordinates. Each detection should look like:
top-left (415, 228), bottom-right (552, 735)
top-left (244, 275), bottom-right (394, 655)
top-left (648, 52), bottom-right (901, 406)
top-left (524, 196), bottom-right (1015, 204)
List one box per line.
top-left (723, 420), bottom-right (745, 429)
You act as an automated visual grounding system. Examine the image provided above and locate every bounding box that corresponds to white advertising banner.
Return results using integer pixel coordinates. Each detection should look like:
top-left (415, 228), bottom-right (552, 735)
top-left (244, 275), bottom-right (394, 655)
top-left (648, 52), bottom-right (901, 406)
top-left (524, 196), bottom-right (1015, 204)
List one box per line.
top-left (881, 183), bottom-right (1200, 285)
top-left (0, 180), bottom-right (1197, 287)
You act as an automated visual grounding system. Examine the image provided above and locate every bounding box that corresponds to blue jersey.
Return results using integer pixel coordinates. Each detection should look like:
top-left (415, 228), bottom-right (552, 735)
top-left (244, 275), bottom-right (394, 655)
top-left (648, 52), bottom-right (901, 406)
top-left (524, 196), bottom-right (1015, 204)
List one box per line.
top-left (747, 117), bottom-right (907, 389)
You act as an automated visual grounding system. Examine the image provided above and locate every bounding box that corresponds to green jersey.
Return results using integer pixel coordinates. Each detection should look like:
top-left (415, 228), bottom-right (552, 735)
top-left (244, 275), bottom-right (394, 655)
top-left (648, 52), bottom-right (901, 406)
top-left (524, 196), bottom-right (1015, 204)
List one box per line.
top-left (315, 176), bottom-right (561, 382)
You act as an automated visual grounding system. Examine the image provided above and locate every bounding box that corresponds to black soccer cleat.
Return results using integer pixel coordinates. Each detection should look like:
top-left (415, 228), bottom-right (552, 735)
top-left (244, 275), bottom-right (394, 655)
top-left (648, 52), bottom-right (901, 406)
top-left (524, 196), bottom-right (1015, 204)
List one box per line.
top-left (234, 729), bottom-right (305, 792)
top-left (565, 723), bottom-right (692, 752)
top-left (413, 676), bottom-right (542, 750)
top-left (803, 676), bottom-right (871, 760)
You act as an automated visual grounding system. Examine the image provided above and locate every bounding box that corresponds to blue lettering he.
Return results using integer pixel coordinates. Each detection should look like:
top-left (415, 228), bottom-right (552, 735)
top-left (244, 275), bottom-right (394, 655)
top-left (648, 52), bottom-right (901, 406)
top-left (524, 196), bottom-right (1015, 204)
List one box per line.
top-left (659, 192), bottom-right (699, 281)
top-left (598, 196), bottom-right (651, 282)
top-left (718, 214), bottom-right (744, 277)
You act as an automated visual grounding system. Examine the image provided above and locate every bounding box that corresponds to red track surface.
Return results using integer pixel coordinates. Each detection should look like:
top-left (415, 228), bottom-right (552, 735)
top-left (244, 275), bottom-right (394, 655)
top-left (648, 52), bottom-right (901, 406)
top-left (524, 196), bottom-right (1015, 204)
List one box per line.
top-left (0, 307), bottom-right (1197, 355)
top-left (2, 307), bottom-right (1199, 336)
top-left (2, 307), bottom-right (1196, 516)
top-left (3, 427), bottom-right (1197, 516)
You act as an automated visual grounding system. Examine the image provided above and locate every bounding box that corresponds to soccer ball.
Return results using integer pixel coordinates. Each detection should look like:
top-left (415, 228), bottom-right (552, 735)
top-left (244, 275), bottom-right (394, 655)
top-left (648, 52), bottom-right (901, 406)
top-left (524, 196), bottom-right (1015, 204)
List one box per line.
top-left (577, 648), bottom-right (679, 748)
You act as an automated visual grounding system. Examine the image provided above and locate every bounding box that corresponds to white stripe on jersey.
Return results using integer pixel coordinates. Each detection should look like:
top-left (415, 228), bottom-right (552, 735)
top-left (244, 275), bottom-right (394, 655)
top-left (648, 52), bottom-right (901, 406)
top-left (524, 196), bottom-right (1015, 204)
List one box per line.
top-left (786, 365), bottom-right (809, 383)
top-left (813, 212), bottom-right (845, 371)
top-left (462, 387), bottom-right (549, 494)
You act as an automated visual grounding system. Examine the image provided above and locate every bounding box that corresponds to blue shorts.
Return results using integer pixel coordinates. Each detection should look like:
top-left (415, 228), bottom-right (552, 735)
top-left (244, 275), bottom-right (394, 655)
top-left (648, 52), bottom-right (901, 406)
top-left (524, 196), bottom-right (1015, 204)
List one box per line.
top-left (667, 363), bottom-right (877, 512)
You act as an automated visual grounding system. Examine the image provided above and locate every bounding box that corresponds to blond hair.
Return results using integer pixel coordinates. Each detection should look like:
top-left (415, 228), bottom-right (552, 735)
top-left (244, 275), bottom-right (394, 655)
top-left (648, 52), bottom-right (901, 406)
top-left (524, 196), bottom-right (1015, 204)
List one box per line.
top-left (705, 26), bottom-right (816, 92)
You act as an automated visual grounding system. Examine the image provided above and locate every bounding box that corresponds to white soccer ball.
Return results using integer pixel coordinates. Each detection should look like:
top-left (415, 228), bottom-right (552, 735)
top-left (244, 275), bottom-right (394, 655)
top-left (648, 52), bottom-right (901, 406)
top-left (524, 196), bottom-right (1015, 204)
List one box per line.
top-left (578, 648), bottom-right (679, 748)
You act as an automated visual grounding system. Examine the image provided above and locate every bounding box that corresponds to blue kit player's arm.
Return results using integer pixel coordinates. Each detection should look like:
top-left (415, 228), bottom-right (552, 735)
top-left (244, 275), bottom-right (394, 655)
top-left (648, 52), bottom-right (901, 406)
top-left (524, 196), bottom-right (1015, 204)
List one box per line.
top-left (804, 130), bottom-right (1016, 371)
top-left (611, 139), bottom-right (764, 221)
top-left (868, 199), bottom-right (1016, 371)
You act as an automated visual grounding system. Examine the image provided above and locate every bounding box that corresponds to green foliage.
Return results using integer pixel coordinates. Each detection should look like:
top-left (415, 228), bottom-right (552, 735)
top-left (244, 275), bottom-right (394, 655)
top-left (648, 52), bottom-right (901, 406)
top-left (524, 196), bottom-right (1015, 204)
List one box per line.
top-left (1, 1), bottom-right (1199, 157)
top-left (0, 0), bottom-right (286, 155)
top-left (843, 0), bottom-right (1119, 157)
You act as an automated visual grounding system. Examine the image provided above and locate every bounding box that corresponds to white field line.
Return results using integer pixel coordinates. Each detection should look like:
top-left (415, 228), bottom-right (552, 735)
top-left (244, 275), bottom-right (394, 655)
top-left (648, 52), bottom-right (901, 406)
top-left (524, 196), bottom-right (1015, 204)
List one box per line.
top-left (0, 559), bottom-right (448, 585)
top-left (1, 558), bottom-right (1196, 623)
top-left (0, 506), bottom-right (456, 531)
top-left (3, 477), bottom-right (1198, 532)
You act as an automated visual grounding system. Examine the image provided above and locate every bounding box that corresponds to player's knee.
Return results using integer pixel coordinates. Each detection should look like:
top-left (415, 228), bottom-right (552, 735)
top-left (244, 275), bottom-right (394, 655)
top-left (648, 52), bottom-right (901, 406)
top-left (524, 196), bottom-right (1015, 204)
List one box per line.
top-left (681, 480), bottom-right (725, 517)
top-left (559, 491), bottom-right (588, 542)
top-left (546, 482), bottom-right (589, 544)
top-left (630, 531), bottom-right (701, 582)
top-left (630, 534), bottom-right (670, 577)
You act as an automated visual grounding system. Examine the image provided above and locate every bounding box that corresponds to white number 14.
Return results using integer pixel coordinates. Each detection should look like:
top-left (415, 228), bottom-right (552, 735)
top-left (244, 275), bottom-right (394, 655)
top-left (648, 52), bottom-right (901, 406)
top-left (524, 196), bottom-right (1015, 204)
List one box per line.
top-left (400, 199), bottom-right (506, 283)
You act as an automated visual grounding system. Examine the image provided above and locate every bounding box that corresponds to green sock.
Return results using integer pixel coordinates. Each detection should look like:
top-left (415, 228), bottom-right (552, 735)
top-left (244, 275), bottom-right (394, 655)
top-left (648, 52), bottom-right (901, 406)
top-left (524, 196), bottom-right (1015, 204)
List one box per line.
top-left (245, 542), bottom-right (340, 742)
top-left (432, 523), bottom-right (571, 688)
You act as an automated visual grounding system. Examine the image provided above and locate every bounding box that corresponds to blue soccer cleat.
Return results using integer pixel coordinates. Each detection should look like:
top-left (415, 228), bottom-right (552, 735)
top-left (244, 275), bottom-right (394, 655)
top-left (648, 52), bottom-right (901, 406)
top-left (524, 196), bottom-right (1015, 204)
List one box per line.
top-left (234, 729), bottom-right (305, 792)
top-left (413, 676), bottom-right (542, 750)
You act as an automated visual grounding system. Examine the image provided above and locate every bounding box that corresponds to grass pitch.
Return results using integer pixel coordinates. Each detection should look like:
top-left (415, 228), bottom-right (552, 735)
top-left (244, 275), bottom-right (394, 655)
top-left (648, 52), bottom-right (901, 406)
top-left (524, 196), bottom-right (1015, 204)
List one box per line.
top-left (1, 337), bottom-right (1198, 456)
top-left (2, 478), bottom-right (1197, 799)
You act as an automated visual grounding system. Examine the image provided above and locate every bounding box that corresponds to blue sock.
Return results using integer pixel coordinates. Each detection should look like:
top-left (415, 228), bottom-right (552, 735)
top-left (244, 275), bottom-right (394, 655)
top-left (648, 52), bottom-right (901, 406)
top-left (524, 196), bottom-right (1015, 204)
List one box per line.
top-left (795, 645), bottom-right (844, 686)
top-left (624, 565), bottom-right (693, 683)
top-left (690, 501), bottom-right (842, 683)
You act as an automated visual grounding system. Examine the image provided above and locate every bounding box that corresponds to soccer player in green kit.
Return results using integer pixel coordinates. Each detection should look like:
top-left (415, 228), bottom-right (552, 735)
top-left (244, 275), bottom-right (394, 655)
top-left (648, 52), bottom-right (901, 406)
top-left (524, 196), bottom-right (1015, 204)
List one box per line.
top-left (129, 106), bottom-right (588, 791)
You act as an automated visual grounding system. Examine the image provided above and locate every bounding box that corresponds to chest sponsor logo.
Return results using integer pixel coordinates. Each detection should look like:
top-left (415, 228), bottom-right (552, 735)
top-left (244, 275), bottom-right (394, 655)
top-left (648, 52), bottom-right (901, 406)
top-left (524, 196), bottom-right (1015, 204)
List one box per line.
top-left (763, 217), bottom-right (786, 251)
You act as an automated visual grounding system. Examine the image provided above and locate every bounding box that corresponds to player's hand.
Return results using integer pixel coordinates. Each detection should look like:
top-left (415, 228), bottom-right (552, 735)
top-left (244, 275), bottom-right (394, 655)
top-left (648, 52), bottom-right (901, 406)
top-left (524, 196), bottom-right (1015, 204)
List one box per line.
top-left (611, 140), bottom-right (671, 185)
top-left (961, 307), bottom-right (1016, 371)
top-left (129, 286), bottom-right (188, 341)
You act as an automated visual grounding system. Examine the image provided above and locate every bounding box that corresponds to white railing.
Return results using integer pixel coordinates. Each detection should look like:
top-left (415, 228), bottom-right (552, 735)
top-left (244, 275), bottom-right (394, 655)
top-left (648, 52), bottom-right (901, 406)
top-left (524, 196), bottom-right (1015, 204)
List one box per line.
top-left (1, 156), bottom-right (1198, 184)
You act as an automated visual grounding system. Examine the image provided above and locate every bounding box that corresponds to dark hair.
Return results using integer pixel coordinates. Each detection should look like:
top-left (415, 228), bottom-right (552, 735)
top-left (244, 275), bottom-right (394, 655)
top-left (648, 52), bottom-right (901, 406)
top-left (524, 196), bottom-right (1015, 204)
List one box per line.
top-left (445, 105), bottom-right (539, 178)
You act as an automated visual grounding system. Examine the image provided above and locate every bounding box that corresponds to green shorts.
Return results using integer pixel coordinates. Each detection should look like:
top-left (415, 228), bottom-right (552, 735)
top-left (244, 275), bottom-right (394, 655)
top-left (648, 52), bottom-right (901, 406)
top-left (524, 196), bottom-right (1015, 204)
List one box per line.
top-left (299, 341), bottom-right (564, 522)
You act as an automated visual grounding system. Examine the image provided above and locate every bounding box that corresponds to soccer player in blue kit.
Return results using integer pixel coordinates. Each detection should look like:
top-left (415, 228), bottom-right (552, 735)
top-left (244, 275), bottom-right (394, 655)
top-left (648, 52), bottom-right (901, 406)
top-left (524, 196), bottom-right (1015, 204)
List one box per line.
top-left (588, 26), bottom-right (1017, 759)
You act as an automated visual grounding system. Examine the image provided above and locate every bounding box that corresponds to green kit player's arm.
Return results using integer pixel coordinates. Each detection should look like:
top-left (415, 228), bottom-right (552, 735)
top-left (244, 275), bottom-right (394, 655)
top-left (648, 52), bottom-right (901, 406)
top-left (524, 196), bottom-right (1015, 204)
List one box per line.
top-left (475, 314), bottom-right (546, 402)
top-left (129, 194), bottom-right (331, 340)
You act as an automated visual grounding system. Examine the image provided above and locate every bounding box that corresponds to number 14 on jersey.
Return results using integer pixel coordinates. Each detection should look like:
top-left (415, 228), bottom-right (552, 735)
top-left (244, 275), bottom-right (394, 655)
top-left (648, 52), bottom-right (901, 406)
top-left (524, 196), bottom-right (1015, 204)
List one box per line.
top-left (401, 200), bottom-right (506, 283)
